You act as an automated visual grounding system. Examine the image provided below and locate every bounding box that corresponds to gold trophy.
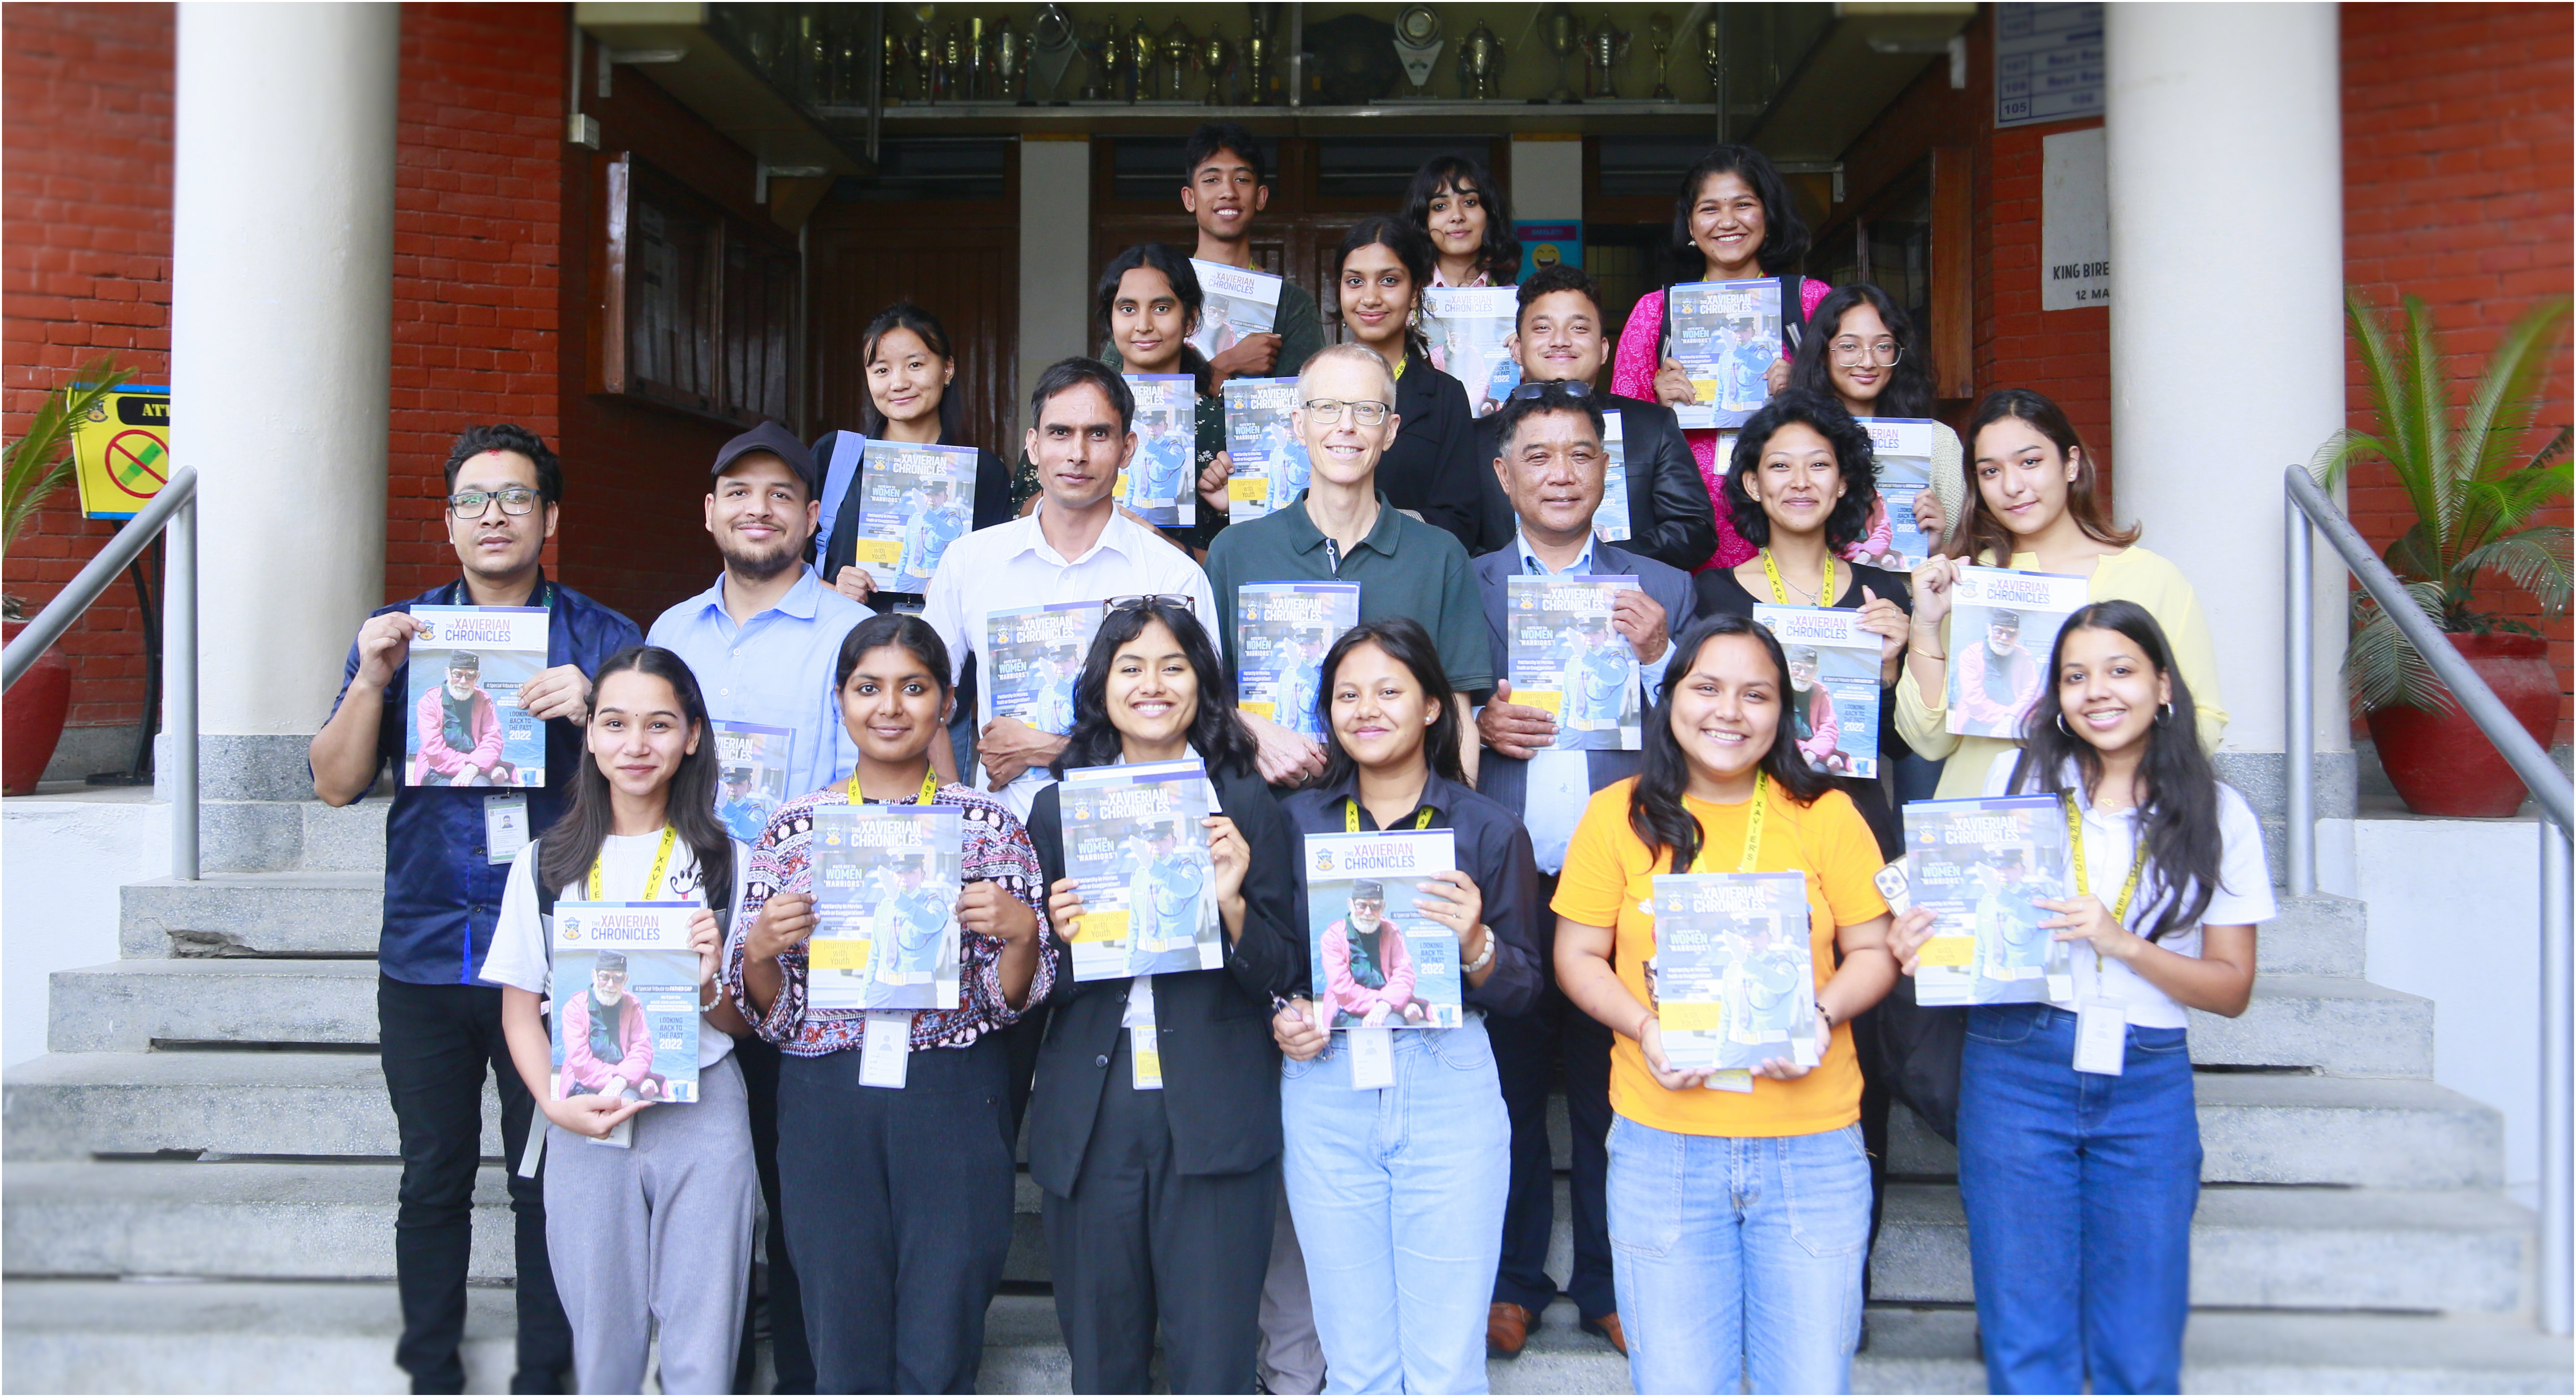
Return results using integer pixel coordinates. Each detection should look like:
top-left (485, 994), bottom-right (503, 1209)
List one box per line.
top-left (996, 20), bottom-right (1026, 104)
top-left (1543, 3), bottom-right (1579, 103)
top-left (965, 15), bottom-right (987, 102)
top-left (1160, 19), bottom-right (1194, 101)
top-left (1129, 18), bottom-right (1157, 103)
top-left (1702, 15), bottom-right (1723, 97)
top-left (1457, 19), bottom-right (1503, 99)
top-left (911, 24), bottom-right (936, 104)
top-left (1647, 14), bottom-right (1675, 100)
top-left (1201, 29), bottom-right (1234, 105)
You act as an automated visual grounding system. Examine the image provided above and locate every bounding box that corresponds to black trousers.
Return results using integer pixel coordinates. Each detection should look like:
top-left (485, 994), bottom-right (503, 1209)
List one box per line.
top-left (1487, 986), bottom-right (1618, 1323)
top-left (1042, 1034), bottom-right (1276, 1395)
top-left (733, 1035), bottom-right (816, 1394)
top-left (778, 1036), bottom-right (1016, 1395)
top-left (377, 976), bottom-right (572, 1395)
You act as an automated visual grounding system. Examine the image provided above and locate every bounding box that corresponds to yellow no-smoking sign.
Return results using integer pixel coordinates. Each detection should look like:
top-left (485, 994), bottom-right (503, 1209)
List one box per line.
top-left (70, 385), bottom-right (171, 520)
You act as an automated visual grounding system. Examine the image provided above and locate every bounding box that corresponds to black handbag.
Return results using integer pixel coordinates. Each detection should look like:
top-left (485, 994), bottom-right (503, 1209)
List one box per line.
top-left (1866, 971), bottom-right (1965, 1144)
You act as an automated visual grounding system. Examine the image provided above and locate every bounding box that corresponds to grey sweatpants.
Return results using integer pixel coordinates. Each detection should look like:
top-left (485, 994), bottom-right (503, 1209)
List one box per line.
top-left (543, 1049), bottom-right (759, 1395)
top-left (1257, 1170), bottom-right (1327, 1394)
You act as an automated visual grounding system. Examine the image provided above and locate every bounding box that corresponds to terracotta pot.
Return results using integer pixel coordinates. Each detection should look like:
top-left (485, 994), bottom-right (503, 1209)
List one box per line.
top-left (2365, 632), bottom-right (2560, 818)
top-left (2, 617), bottom-right (74, 795)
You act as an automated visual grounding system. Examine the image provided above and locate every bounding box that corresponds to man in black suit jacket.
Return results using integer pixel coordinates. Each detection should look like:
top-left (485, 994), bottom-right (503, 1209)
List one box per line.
top-left (1469, 383), bottom-right (1697, 1359)
top-left (1468, 264), bottom-right (1717, 574)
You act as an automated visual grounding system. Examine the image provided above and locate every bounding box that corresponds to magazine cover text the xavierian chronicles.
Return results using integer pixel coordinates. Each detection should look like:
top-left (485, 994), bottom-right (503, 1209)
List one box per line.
top-left (1121, 374), bottom-right (1196, 529)
top-left (1663, 278), bottom-right (1780, 430)
top-left (1059, 758), bottom-right (1222, 981)
top-left (1505, 576), bottom-right (1643, 751)
top-left (1237, 582), bottom-right (1358, 743)
top-left (1905, 793), bottom-right (2073, 1006)
top-left (849, 439), bottom-right (979, 593)
top-left (550, 901), bottom-right (702, 1104)
top-left (1301, 828), bottom-right (1464, 1030)
top-left (807, 805), bottom-right (964, 1012)
top-left (1751, 604), bottom-right (1884, 778)
top-left (1649, 870), bottom-right (1818, 1074)
top-left (983, 600), bottom-right (1103, 736)
top-left (408, 605), bottom-right (548, 788)
top-left (1222, 377), bottom-right (1308, 521)
top-left (1423, 285), bottom-right (1523, 417)
top-left (1188, 258), bottom-right (1284, 362)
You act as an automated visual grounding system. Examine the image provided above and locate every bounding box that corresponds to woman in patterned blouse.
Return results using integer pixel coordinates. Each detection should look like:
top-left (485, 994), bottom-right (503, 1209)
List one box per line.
top-left (725, 612), bottom-right (1056, 1394)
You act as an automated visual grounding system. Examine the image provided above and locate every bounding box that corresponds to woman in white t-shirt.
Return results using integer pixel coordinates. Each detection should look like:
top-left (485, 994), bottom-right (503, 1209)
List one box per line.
top-left (482, 645), bottom-right (757, 1395)
top-left (1888, 600), bottom-right (2274, 1396)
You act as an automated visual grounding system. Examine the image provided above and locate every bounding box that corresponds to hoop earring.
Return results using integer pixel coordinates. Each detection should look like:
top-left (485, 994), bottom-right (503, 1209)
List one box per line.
top-left (2156, 701), bottom-right (2175, 726)
top-left (2055, 712), bottom-right (2072, 736)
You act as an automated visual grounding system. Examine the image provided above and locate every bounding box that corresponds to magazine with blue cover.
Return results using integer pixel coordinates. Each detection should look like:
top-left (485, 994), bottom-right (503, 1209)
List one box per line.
top-left (1664, 279), bottom-right (1781, 429)
top-left (1301, 828), bottom-right (1463, 1030)
top-left (1236, 582), bottom-right (1359, 742)
top-left (1904, 794), bottom-right (2073, 1007)
top-left (1187, 259), bottom-right (1283, 362)
top-left (1857, 416), bottom-right (1940, 570)
top-left (1222, 377), bottom-right (1308, 520)
top-left (549, 900), bottom-right (702, 1103)
top-left (1424, 286), bottom-right (1524, 417)
top-left (1648, 871), bottom-right (1818, 1072)
top-left (982, 600), bottom-right (1102, 737)
top-left (712, 720), bottom-right (791, 843)
top-left (846, 440), bottom-right (979, 592)
top-left (1505, 576), bottom-right (1642, 751)
top-left (1946, 566), bottom-right (2089, 739)
top-left (407, 605), bottom-right (549, 788)
top-left (1751, 605), bottom-right (1884, 778)
top-left (1592, 410), bottom-right (1631, 543)
top-left (1120, 373), bottom-right (1197, 529)
top-left (1058, 758), bottom-right (1221, 981)
top-left (807, 805), bottom-right (964, 1011)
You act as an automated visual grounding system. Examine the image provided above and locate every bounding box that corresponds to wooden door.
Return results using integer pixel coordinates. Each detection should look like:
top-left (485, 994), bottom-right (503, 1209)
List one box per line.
top-left (806, 177), bottom-right (1021, 452)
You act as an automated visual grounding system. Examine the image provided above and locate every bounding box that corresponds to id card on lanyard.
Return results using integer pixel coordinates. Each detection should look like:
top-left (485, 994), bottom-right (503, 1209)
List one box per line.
top-left (851, 768), bottom-right (942, 1088)
top-left (1125, 975), bottom-right (1163, 1090)
top-left (2064, 796), bottom-right (2149, 1077)
top-left (1343, 799), bottom-right (1437, 1093)
top-left (470, 579), bottom-right (551, 865)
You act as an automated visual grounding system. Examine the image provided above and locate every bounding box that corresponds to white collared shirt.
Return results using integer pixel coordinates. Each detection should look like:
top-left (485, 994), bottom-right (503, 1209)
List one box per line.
top-left (922, 500), bottom-right (1217, 818)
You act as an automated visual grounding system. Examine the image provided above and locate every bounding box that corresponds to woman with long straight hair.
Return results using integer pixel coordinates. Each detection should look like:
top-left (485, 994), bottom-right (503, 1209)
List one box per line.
top-left (1889, 601), bottom-right (2272, 1393)
top-left (1022, 597), bottom-right (1304, 1394)
top-left (1268, 617), bottom-right (1543, 1394)
top-left (1610, 145), bottom-right (1838, 572)
top-left (482, 644), bottom-right (758, 1394)
top-left (824, 301), bottom-right (1016, 600)
top-left (1898, 388), bottom-right (2228, 798)
top-left (1095, 242), bottom-right (1237, 553)
top-left (1552, 614), bottom-right (1899, 1394)
top-left (723, 613), bottom-right (1055, 1393)
top-left (1329, 214), bottom-right (1484, 550)
top-left (1402, 153), bottom-right (1522, 289)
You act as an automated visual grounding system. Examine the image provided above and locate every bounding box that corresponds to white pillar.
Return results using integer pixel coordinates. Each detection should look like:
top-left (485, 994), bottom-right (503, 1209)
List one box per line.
top-left (173, 2), bottom-right (397, 751)
top-left (1018, 136), bottom-right (1092, 436)
top-left (1510, 135), bottom-right (1583, 225)
top-left (2106, 3), bottom-right (2346, 763)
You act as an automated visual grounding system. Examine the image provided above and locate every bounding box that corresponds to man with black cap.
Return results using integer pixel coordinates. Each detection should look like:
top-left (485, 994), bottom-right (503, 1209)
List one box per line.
top-left (312, 422), bottom-right (639, 1393)
top-left (645, 420), bottom-right (872, 1393)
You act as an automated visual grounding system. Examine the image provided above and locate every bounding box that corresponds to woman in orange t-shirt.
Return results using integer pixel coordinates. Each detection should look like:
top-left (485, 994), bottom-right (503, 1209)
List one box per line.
top-left (1552, 613), bottom-right (1898, 1395)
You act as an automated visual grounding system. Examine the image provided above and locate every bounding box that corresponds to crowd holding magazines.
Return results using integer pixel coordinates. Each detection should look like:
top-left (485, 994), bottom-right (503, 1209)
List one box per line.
top-left (314, 123), bottom-right (2266, 1397)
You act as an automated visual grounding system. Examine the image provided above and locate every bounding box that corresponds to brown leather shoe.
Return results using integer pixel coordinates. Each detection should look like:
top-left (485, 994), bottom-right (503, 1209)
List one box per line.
top-left (1487, 1302), bottom-right (1533, 1357)
top-left (1583, 1312), bottom-right (1629, 1356)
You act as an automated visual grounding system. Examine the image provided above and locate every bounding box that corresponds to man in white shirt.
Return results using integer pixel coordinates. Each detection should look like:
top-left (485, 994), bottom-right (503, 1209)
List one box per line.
top-left (923, 358), bottom-right (1215, 820)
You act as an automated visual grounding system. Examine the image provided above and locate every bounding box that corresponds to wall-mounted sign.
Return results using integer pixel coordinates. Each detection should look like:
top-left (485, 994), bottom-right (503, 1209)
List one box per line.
top-left (2041, 127), bottom-right (2109, 310)
top-left (1996, 2), bottom-right (2103, 129)
top-left (1515, 221), bottom-right (1582, 282)
top-left (69, 384), bottom-right (171, 521)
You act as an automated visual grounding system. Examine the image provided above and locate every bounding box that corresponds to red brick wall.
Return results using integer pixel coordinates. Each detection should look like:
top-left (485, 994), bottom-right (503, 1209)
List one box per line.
top-left (1, 2), bottom-right (174, 730)
top-left (1974, 118), bottom-right (2112, 496)
top-left (2342, 2), bottom-right (2575, 741)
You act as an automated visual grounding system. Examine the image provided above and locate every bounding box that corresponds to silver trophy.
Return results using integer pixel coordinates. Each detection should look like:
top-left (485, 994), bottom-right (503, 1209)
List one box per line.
top-left (1543, 3), bottom-right (1579, 103)
top-left (1077, 20), bottom-right (1112, 101)
top-left (1393, 5), bottom-right (1444, 97)
top-left (996, 20), bottom-right (1026, 104)
top-left (1585, 13), bottom-right (1627, 100)
top-left (1160, 19), bottom-right (1194, 101)
top-left (1030, 4), bottom-right (1076, 103)
top-left (1457, 19), bottom-right (1503, 100)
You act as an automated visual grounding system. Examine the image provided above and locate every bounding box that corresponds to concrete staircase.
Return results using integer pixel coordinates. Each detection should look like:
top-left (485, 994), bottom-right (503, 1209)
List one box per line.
top-left (6, 791), bottom-right (2573, 1393)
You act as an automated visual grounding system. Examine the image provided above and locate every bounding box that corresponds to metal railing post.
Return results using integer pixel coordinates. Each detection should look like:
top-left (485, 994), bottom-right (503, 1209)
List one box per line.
top-left (2285, 493), bottom-right (2316, 896)
top-left (2543, 816), bottom-right (2572, 1337)
top-left (167, 490), bottom-right (198, 882)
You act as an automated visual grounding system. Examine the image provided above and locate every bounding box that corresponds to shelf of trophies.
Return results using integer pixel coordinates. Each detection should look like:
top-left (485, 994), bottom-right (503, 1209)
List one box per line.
top-left (705, 2), bottom-right (1823, 136)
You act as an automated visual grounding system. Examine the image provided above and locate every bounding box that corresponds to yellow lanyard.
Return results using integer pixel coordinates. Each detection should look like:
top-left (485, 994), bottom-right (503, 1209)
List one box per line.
top-left (1346, 798), bottom-right (1439, 833)
top-left (586, 825), bottom-right (677, 902)
top-left (850, 768), bottom-right (942, 807)
top-left (2064, 794), bottom-right (2150, 970)
top-left (1689, 772), bottom-right (1769, 874)
top-left (1760, 549), bottom-right (1832, 608)
top-left (1393, 352), bottom-right (1410, 381)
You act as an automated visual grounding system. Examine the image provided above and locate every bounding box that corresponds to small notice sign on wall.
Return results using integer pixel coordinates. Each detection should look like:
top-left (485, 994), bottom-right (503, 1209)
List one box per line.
top-left (2041, 127), bottom-right (2109, 311)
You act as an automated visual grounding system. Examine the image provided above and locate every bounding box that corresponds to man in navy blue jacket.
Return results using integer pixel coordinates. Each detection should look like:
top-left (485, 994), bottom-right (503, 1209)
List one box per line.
top-left (1469, 385), bottom-right (1696, 1360)
top-left (312, 424), bottom-right (640, 1394)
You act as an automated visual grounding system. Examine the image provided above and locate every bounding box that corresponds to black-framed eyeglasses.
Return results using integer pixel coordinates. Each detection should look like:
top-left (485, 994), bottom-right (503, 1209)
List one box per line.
top-left (1106, 593), bottom-right (1199, 617)
top-left (447, 487), bottom-right (541, 518)
top-left (1508, 380), bottom-right (1594, 401)
top-left (1300, 398), bottom-right (1392, 426)
top-left (1828, 339), bottom-right (1904, 367)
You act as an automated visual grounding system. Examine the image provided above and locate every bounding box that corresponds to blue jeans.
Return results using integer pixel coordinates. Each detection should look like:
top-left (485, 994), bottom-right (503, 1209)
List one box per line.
top-left (1957, 1004), bottom-right (2200, 1395)
top-left (1281, 1020), bottom-right (1510, 1395)
top-left (1607, 1115), bottom-right (1872, 1395)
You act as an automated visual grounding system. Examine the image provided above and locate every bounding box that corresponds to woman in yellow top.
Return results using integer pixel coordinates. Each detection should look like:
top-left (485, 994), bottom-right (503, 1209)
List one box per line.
top-left (1897, 389), bottom-right (2227, 798)
top-left (1553, 613), bottom-right (1899, 1395)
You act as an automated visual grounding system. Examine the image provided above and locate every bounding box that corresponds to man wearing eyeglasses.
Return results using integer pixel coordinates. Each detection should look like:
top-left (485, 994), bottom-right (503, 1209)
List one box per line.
top-left (1468, 264), bottom-right (1718, 574)
top-left (1202, 343), bottom-right (1493, 787)
top-left (922, 357), bottom-right (1217, 821)
top-left (310, 423), bottom-right (639, 1394)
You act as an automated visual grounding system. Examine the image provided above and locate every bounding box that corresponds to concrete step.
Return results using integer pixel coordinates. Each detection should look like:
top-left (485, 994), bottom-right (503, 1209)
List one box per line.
top-left (3, 1160), bottom-right (512, 1282)
top-left (1869, 1181), bottom-right (2537, 1316)
top-left (2, 1051), bottom-right (501, 1161)
top-left (197, 796), bottom-right (388, 874)
top-left (2259, 891), bottom-right (2367, 977)
top-left (2190, 975), bottom-right (2435, 1076)
top-left (1887, 1073), bottom-right (2505, 1190)
top-left (0, 1280), bottom-right (513, 1395)
top-left (49, 960), bottom-right (379, 1053)
top-left (121, 872), bottom-right (382, 959)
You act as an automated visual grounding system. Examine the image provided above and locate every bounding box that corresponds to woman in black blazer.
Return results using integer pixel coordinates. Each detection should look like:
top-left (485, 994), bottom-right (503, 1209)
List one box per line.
top-left (1330, 216), bottom-right (1483, 552)
top-left (1022, 597), bottom-right (1303, 1396)
top-left (820, 301), bottom-right (1015, 598)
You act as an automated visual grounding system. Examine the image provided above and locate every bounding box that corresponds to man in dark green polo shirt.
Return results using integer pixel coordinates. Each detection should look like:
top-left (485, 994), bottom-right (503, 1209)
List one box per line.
top-left (1205, 343), bottom-right (1490, 786)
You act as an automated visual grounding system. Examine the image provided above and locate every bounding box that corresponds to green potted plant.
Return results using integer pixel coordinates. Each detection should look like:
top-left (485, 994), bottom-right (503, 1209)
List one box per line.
top-left (2, 357), bottom-right (131, 794)
top-left (2316, 291), bottom-right (2570, 817)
